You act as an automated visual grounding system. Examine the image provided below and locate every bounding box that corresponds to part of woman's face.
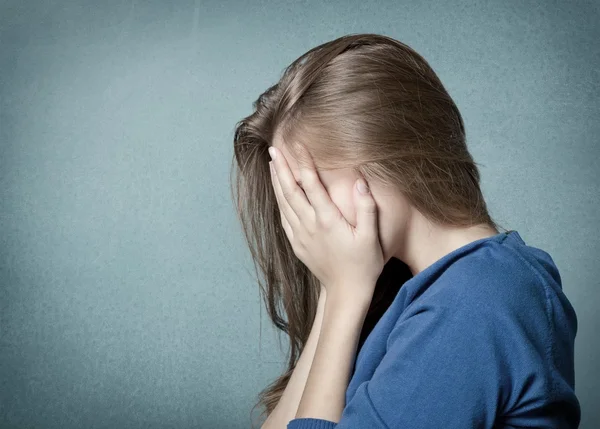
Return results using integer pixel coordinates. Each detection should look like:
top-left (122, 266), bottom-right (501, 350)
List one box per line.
top-left (271, 138), bottom-right (408, 263)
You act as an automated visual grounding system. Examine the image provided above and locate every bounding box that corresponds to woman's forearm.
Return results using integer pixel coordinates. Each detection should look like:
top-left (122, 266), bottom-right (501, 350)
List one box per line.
top-left (261, 285), bottom-right (327, 429)
top-left (295, 290), bottom-right (371, 422)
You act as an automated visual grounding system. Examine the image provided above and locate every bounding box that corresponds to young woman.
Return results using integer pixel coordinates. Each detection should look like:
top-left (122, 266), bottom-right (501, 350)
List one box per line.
top-left (232, 33), bottom-right (580, 429)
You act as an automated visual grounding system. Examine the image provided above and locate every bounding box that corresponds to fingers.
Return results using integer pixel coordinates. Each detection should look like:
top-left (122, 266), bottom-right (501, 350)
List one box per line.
top-left (354, 177), bottom-right (378, 237)
top-left (270, 161), bottom-right (297, 237)
top-left (269, 146), bottom-right (313, 224)
top-left (293, 143), bottom-right (340, 220)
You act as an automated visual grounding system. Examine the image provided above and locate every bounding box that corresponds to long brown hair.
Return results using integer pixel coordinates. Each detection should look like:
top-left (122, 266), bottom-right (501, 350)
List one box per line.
top-left (230, 33), bottom-right (506, 427)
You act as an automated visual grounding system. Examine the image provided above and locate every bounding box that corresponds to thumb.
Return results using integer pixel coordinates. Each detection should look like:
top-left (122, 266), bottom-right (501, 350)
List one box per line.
top-left (354, 177), bottom-right (378, 235)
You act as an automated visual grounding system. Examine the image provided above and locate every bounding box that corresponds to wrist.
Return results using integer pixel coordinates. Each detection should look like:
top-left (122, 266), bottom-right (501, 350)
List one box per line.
top-left (328, 279), bottom-right (374, 304)
top-left (322, 295), bottom-right (370, 336)
top-left (325, 288), bottom-right (372, 314)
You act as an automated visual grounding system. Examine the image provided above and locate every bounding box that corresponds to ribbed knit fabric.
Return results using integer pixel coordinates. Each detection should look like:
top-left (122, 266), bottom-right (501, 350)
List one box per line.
top-left (286, 230), bottom-right (580, 428)
top-left (287, 418), bottom-right (337, 429)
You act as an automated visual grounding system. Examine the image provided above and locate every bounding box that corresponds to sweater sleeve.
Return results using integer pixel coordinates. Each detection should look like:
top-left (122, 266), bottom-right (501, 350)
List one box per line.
top-left (287, 418), bottom-right (337, 429)
top-left (286, 292), bottom-right (578, 429)
top-left (288, 303), bottom-right (510, 429)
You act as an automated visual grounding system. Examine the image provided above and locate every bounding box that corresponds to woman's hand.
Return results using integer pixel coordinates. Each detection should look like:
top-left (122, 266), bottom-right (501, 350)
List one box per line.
top-left (268, 143), bottom-right (384, 304)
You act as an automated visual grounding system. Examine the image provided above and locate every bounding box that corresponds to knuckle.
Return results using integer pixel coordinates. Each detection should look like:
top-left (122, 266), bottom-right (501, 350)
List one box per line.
top-left (282, 186), bottom-right (300, 200)
top-left (316, 214), bottom-right (332, 229)
top-left (365, 202), bottom-right (377, 214)
top-left (319, 210), bottom-right (338, 228)
top-left (306, 223), bottom-right (317, 236)
top-left (305, 214), bottom-right (317, 234)
top-left (302, 171), bottom-right (318, 188)
top-left (292, 242), bottom-right (304, 257)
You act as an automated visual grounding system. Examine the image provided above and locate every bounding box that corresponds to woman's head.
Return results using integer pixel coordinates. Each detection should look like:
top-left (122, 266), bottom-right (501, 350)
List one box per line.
top-left (231, 33), bottom-right (502, 426)
top-left (271, 130), bottom-right (414, 264)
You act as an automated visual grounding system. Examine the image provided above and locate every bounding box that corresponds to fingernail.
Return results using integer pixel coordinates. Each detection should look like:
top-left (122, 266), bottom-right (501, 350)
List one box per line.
top-left (357, 178), bottom-right (369, 194)
top-left (268, 147), bottom-right (276, 160)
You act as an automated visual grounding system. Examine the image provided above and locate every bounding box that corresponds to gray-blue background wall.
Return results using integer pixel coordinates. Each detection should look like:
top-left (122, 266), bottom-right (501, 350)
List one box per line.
top-left (1, 1), bottom-right (598, 428)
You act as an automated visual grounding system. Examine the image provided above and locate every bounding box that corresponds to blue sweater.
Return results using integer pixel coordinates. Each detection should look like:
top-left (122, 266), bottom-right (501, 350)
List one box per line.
top-left (287, 230), bottom-right (580, 428)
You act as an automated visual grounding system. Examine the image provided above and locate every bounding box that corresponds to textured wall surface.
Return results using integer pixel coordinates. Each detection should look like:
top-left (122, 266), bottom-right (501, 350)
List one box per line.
top-left (1, 0), bottom-right (598, 428)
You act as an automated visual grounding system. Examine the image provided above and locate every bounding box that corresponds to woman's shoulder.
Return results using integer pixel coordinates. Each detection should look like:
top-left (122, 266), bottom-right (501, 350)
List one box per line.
top-left (386, 233), bottom-right (580, 429)
top-left (422, 233), bottom-right (572, 322)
